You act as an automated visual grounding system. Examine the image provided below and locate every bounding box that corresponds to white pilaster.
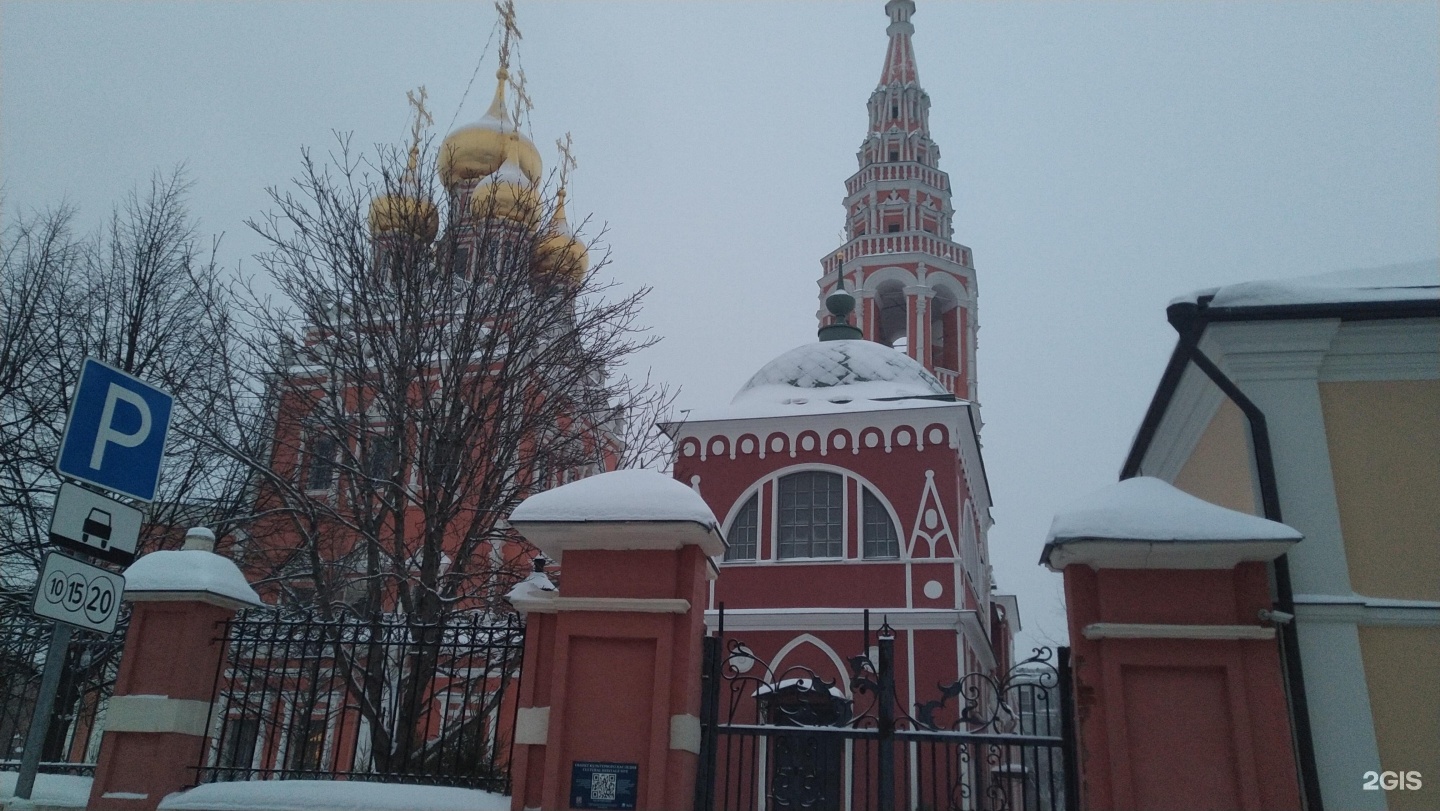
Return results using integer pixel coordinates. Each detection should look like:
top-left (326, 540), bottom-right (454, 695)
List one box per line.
top-left (1208, 319), bottom-right (1386, 811)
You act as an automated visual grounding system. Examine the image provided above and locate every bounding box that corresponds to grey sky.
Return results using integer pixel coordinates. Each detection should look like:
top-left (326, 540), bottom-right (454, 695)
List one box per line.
top-left (4, 1), bottom-right (1437, 651)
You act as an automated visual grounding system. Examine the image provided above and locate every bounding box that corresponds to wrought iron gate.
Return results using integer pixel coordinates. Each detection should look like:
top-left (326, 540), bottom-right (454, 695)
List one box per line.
top-left (694, 616), bottom-right (1077, 811)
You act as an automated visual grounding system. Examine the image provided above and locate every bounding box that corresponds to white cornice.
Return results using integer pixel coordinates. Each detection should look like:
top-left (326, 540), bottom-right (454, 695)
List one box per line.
top-left (1205, 320), bottom-right (1341, 382)
top-left (1320, 319), bottom-right (1440, 381)
top-left (1082, 623), bottom-right (1275, 640)
top-left (1139, 363), bottom-right (1224, 482)
top-left (513, 596), bottom-right (691, 615)
top-left (1293, 593), bottom-right (1440, 627)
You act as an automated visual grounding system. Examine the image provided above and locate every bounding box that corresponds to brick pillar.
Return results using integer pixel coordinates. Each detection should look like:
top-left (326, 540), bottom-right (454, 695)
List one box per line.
top-left (506, 470), bottom-right (723, 811)
top-left (1043, 478), bottom-right (1304, 811)
top-left (87, 529), bottom-right (264, 811)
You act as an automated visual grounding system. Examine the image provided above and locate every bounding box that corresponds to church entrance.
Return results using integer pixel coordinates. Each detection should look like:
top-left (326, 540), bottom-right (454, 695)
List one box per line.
top-left (693, 614), bottom-right (1076, 811)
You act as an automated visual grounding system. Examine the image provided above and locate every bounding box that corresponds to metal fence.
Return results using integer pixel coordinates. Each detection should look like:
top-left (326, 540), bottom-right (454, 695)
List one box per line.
top-left (695, 616), bottom-right (1076, 811)
top-left (198, 609), bottom-right (525, 792)
top-left (0, 606), bottom-right (128, 776)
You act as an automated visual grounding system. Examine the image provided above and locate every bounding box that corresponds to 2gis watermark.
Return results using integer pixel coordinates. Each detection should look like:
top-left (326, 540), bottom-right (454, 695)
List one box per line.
top-left (1363, 770), bottom-right (1423, 792)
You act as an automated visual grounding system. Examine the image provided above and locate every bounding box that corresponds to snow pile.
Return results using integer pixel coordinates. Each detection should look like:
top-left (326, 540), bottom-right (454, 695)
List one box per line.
top-left (0, 771), bottom-right (92, 809)
top-left (732, 340), bottom-right (950, 405)
top-left (510, 468), bottom-right (718, 528)
top-left (1176, 259), bottom-right (1438, 309)
top-left (158, 780), bottom-right (509, 811)
top-left (124, 549), bottom-right (266, 608)
top-left (1047, 477), bottom-right (1301, 544)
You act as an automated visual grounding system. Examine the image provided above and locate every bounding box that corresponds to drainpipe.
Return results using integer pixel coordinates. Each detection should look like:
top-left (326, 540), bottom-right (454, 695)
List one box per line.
top-left (1125, 297), bottom-right (1324, 811)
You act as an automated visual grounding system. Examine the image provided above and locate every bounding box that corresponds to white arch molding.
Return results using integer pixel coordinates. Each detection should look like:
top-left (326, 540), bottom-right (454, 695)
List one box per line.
top-left (769, 633), bottom-right (854, 699)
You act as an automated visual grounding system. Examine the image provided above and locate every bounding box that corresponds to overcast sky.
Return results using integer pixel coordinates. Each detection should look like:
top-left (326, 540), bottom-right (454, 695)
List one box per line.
top-left (4, 1), bottom-right (1436, 651)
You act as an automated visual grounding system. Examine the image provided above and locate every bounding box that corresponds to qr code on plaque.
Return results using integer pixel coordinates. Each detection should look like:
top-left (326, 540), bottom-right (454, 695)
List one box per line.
top-left (591, 771), bottom-right (617, 802)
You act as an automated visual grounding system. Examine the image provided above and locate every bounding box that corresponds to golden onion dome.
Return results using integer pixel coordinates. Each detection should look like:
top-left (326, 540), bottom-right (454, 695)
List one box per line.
top-left (368, 147), bottom-right (439, 240)
top-left (438, 69), bottom-right (543, 187)
top-left (535, 189), bottom-right (589, 283)
top-left (470, 136), bottom-right (541, 225)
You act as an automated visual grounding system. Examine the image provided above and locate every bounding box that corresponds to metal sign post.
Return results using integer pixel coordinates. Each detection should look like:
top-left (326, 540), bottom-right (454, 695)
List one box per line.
top-left (13, 623), bottom-right (74, 800)
top-left (16, 358), bottom-right (174, 801)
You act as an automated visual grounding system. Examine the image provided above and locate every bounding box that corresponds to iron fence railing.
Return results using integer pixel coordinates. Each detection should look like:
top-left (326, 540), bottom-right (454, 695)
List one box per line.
top-left (0, 606), bottom-right (129, 777)
top-left (695, 610), bottom-right (1075, 811)
top-left (197, 609), bottom-right (525, 792)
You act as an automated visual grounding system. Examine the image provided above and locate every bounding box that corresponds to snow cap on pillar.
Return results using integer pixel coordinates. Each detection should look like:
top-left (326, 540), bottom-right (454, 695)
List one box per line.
top-left (1040, 477), bottom-right (1301, 571)
top-left (124, 528), bottom-right (267, 609)
top-left (508, 469), bottom-right (724, 562)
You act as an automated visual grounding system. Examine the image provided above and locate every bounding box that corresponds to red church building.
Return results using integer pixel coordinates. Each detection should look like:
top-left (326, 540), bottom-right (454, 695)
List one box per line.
top-left (666, 0), bottom-right (1016, 722)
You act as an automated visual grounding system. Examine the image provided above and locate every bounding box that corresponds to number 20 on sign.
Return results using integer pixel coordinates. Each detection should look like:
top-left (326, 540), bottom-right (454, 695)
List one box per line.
top-left (31, 551), bottom-right (124, 635)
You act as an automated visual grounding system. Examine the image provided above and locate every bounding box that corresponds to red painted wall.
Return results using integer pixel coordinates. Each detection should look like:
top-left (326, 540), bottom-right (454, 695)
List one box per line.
top-left (1064, 563), bottom-right (1302, 811)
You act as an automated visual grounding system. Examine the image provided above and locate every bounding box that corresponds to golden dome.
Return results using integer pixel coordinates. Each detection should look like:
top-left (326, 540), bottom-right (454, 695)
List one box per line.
top-left (470, 136), bottom-right (541, 225)
top-left (368, 145), bottom-right (439, 240)
top-left (535, 189), bottom-right (589, 283)
top-left (438, 69), bottom-right (543, 187)
top-left (368, 194), bottom-right (439, 241)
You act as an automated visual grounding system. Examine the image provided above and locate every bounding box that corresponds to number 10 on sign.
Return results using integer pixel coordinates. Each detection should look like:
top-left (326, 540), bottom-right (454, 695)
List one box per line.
top-left (31, 551), bottom-right (124, 635)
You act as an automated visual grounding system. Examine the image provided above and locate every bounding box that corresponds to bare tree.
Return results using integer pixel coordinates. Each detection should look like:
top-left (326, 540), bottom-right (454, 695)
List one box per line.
top-left (193, 130), bottom-right (673, 775)
top-left (0, 170), bottom-right (248, 760)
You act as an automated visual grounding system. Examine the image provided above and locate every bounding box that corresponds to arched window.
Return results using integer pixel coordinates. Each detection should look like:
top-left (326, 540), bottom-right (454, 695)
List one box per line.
top-left (862, 489), bottom-right (899, 559)
top-left (777, 472), bottom-right (843, 559)
top-left (725, 493), bottom-right (759, 561)
top-left (874, 280), bottom-right (908, 349)
top-left (930, 286), bottom-right (960, 374)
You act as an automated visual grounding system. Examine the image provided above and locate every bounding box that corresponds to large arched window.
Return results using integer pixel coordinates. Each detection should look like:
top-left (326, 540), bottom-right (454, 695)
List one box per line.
top-left (862, 489), bottom-right (899, 559)
top-left (777, 472), bottom-right (843, 559)
top-left (725, 494), bottom-right (759, 561)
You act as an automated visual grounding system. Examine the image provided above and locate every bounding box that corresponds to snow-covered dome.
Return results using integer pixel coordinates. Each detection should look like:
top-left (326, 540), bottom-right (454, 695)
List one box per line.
top-left (733, 340), bottom-right (950, 406)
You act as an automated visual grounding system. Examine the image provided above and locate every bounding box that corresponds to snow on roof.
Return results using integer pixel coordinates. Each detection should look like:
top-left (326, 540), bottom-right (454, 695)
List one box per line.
top-left (734, 340), bottom-right (950, 405)
top-left (124, 549), bottom-right (266, 608)
top-left (1047, 477), bottom-right (1301, 544)
top-left (509, 468), bottom-right (718, 528)
top-left (1, 770), bottom-right (92, 809)
top-left (679, 391), bottom-right (963, 424)
top-left (158, 779), bottom-right (508, 811)
top-left (1174, 259), bottom-right (1438, 309)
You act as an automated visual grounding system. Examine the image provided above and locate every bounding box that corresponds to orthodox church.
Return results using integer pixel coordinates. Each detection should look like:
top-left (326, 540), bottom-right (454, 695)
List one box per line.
top-left (666, 0), bottom-right (1017, 709)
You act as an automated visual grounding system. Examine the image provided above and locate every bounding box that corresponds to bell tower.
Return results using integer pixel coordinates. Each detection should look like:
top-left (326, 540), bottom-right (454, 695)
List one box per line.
top-left (818, 0), bottom-right (980, 402)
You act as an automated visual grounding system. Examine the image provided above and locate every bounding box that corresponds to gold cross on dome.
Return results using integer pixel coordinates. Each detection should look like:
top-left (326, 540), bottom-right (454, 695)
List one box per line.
top-left (509, 67), bottom-right (533, 124)
top-left (495, 0), bottom-right (522, 72)
top-left (405, 86), bottom-right (432, 154)
top-left (556, 133), bottom-right (578, 187)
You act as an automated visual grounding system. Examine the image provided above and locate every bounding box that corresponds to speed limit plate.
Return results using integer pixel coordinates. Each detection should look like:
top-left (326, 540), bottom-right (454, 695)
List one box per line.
top-left (32, 550), bottom-right (125, 634)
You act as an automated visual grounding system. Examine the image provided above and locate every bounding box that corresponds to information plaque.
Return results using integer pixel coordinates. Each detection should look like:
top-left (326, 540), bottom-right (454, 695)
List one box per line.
top-left (570, 761), bottom-right (638, 810)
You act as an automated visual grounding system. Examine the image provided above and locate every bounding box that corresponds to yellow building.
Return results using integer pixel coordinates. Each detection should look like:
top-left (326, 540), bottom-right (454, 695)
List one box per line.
top-left (1121, 260), bottom-right (1438, 811)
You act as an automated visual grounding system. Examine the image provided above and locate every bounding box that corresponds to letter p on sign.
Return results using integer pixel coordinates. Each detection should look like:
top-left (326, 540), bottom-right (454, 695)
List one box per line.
top-left (91, 383), bottom-right (153, 469)
top-left (56, 359), bottom-right (174, 503)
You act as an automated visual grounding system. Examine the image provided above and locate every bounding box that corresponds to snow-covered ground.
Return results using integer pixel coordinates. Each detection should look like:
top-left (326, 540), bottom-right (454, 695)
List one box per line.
top-left (0, 771), bottom-right (92, 810)
top-left (158, 780), bottom-right (509, 811)
top-left (0, 773), bottom-right (510, 811)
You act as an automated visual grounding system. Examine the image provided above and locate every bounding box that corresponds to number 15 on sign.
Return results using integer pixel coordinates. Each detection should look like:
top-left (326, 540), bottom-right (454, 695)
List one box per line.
top-left (31, 551), bottom-right (124, 635)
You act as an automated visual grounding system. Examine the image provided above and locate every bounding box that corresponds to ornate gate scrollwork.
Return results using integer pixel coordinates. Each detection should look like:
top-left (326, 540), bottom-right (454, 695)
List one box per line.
top-left (695, 616), bottom-right (1075, 811)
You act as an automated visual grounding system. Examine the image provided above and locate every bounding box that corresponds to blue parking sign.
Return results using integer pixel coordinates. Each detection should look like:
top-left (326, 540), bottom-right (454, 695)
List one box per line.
top-left (55, 359), bottom-right (173, 502)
